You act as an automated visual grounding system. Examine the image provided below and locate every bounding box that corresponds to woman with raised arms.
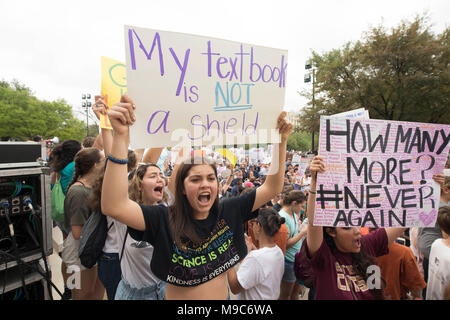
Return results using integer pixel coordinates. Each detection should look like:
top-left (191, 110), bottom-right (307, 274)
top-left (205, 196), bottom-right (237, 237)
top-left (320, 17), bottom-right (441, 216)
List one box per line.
top-left (305, 156), bottom-right (407, 300)
top-left (101, 95), bottom-right (293, 300)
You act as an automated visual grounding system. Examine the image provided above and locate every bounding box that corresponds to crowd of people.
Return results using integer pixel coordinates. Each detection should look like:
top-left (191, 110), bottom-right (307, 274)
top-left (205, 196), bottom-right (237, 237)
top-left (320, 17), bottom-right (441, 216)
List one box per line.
top-left (44, 94), bottom-right (450, 301)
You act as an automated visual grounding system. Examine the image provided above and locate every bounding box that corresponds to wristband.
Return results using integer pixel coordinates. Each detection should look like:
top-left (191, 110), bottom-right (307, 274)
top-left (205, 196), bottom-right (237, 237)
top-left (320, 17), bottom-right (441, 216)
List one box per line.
top-left (107, 154), bottom-right (128, 165)
top-left (309, 191), bottom-right (316, 194)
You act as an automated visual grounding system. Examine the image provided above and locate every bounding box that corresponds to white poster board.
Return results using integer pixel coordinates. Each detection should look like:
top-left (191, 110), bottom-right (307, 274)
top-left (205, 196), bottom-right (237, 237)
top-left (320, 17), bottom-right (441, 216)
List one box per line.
top-left (124, 26), bottom-right (288, 148)
top-left (329, 108), bottom-right (370, 120)
top-left (315, 116), bottom-right (450, 228)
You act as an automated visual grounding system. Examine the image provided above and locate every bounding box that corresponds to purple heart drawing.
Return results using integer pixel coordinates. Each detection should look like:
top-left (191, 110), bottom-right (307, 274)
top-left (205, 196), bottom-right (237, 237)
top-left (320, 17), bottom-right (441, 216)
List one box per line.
top-left (419, 210), bottom-right (437, 226)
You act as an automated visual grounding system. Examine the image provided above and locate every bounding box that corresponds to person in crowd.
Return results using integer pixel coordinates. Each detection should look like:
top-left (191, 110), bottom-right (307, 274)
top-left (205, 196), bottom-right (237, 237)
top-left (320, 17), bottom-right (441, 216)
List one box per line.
top-left (373, 228), bottom-right (426, 299)
top-left (426, 205), bottom-right (450, 300)
top-left (100, 95), bottom-right (293, 300)
top-left (305, 156), bottom-right (408, 300)
top-left (417, 174), bottom-right (449, 298)
top-left (227, 208), bottom-right (285, 300)
top-left (231, 177), bottom-right (243, 197)
top-left (299, 167), bottom-right (312, 194)
top-left (114, 163), bottom-right (168, 300)
top-left (90, 97), bottom-right (121, 300)
top-left (61, 148), bottom-right (105, 300)
top-left (268, 193), bottom-right (282, 212)
top-left (82, 136), bottom-right (96, 148)
top-left (278, 190), bottom-right (308, 300)
top-left (246, 188), bottom-right (289, 256)
top-left (48, 139), bottom-right (82, 299)
top-left (219, 165), bottom-right (234, 198)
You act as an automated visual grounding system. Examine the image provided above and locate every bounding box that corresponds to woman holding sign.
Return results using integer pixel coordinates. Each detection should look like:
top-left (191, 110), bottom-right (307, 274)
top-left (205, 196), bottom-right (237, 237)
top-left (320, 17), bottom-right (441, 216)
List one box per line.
top-left (101, 95), bottom-right (293, 300)
top-left (305, 156), bottom-right (407, 300)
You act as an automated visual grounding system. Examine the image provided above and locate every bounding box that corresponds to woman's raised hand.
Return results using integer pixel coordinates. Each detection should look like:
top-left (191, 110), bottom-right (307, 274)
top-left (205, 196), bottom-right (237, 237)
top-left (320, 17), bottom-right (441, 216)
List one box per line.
top-left (309, 156), bottom-right (326, 176)
top-left (276, 111), bottom-right (293, 141)
top-left (107, 95), bottom-right (136, 135)
top-left (93, 95), bottom-right (108, 120)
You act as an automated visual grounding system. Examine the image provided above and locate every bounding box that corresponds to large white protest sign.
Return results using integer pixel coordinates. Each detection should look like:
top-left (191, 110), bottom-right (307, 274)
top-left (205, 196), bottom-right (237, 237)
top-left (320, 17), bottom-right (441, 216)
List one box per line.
top-left (315, 116), bottom-right (450, 228)
top-left (124, 26), bottom-right (288, 148)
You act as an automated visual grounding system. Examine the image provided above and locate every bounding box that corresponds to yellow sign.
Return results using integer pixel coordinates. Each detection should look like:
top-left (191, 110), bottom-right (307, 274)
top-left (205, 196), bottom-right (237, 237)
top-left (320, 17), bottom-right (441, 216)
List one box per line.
top-left (100, 56), bottom-right (127, 129)
top-left (215, 149), bottom-right (237, 167)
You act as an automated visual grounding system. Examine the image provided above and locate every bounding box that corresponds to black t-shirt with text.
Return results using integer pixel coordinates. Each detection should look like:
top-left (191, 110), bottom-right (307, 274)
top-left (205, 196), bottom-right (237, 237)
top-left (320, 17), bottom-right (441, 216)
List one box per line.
top-left (128, 189), bottom-right (257, 287)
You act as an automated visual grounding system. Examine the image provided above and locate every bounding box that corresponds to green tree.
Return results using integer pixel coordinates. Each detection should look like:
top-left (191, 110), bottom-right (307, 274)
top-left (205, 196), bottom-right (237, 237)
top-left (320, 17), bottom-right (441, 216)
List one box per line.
top-left (299, 15), bottom-right (450, 131)
top-left (287, 130), bottom-right (313, 151)
top-left (0, 80), bottom-right (86, 141)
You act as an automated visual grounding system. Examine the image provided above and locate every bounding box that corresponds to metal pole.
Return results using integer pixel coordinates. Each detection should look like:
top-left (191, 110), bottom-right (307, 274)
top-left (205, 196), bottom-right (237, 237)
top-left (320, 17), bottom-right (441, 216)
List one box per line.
top-left (86, 106), bottom-right (89, 136)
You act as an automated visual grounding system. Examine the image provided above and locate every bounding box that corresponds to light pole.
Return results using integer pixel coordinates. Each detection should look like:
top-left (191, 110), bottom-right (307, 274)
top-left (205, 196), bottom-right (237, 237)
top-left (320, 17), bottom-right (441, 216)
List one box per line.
top-left (81, 94), bottom-right (92, 137)
top-left (304, 60), bottom-right (316, 152)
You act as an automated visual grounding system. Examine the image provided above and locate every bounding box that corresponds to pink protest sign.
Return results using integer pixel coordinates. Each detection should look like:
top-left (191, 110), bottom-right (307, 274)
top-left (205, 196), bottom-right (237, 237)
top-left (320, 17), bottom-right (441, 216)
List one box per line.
top-left (315, 116), bottom-right (450, 228)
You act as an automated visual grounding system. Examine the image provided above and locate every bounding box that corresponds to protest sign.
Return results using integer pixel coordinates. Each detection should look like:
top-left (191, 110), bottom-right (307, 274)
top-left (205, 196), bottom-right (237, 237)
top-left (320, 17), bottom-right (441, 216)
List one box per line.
top-left (329, 108), bottom-right (369, 120)
top-left (216, 148), bottom-right (237, 167)
top-left (124, 25), bottom-right (288, 148)
top-left (249, 147), bottom-right (266, 163)
top-left (315, 116), bottom-right (450, 228)
top-left (100, 56), bottom-right (127, 129)
top-left (291, 154), bottom-right (302, 164)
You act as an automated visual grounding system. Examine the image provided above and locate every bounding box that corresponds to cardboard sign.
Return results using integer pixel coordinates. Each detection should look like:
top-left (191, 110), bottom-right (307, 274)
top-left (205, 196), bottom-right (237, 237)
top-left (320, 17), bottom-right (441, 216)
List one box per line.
top-left (315, 116), bottom-right (450, 228)
top-left (330, 108), bottom-right (370, 120)
top-left (100, 56), bottom-right (127, 129)
top-left (124, 26), bottom-right (288, 148)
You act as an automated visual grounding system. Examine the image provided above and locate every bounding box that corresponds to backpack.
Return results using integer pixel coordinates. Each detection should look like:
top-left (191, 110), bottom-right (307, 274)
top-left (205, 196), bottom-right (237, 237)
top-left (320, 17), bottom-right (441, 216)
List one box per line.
top-left (78, 210), bottom-right (114, 269)
top-left (51, 177), bottom-right (65, 222)
top-left (294, 239), bottom-right (315, 288)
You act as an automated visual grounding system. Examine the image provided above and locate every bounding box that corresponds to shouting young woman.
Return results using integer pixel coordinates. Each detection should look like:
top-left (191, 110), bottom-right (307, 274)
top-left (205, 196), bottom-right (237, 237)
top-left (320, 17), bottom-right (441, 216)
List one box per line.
top-left (101, 95), bottom-right (293, 300)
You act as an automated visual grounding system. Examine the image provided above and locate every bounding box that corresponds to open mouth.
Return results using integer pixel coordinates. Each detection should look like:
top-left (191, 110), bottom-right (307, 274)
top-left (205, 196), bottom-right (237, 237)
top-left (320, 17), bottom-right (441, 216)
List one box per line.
top-left (354, 239), bottom-right (361, 249)
top-left (198, 193), bottom-right (211, 204)
top-left (153, 186), bottom-right (163, 195)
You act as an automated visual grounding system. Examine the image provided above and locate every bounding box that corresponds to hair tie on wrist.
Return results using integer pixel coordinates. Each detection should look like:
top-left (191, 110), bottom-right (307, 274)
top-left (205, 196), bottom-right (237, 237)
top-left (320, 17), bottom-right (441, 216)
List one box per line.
top-left (107, 155), bottom-right (128, 165)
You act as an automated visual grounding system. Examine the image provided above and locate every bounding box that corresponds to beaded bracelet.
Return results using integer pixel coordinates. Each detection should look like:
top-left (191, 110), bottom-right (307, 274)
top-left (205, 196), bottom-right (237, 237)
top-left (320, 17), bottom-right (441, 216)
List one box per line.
top-left (107, 154), bottom-right (128, 165)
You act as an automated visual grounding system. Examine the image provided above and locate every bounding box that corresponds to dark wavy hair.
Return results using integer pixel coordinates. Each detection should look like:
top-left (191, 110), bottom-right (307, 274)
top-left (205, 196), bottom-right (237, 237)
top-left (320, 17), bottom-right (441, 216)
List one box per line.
top-left (169, 156), bottom-right (219, 249)
top-left (48, 140), bottom-right (82, 172)
top-left (323, 227), bottom-right (385, 300)
top-left (256, 208), bottom-right (285, 237)
top-left (282, 190), bottom-right (306, 206)
top-left (67, 148), bottom-right (102, 190)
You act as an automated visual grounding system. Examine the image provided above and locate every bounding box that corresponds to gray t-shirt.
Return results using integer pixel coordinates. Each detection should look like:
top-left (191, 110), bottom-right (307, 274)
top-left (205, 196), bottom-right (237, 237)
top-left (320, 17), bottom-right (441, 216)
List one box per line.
top-left (417, 201), bottom-right (448, 260)
top-left (63, 184), bottom-right (92, 232)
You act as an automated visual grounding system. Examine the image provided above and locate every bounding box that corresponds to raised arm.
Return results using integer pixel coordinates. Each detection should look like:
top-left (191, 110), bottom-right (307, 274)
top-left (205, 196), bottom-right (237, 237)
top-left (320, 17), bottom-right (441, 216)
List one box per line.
top-left (101, 95), bottom-right (145, 231)
top-left (252, 112), bottom-right (293, 212)
top-left (142, 147), bottom-right (163, 164)
top-left (306, 156), bottom-right (326, 257)
top-left (221, 165), bottom-right (234, 195)
top-left (92, 95), bottom-right (113, 156)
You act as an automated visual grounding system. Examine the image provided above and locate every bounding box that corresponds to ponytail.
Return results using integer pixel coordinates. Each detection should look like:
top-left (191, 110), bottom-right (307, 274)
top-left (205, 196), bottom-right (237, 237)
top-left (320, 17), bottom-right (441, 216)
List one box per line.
top-left (257, 208), bottom-right (285, 237)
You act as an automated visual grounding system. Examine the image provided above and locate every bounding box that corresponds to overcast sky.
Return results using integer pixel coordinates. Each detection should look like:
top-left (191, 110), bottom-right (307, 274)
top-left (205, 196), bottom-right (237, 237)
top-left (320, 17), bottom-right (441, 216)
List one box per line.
top-left (0, 0), bottom-right (448, 122)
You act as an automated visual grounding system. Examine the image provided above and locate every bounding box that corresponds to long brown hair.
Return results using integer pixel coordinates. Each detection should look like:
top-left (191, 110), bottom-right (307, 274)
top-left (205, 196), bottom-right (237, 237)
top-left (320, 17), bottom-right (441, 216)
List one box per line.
top-left (128, 163), bottom-right (167, 204)
top-left (256, 208), bottom-right (286, 237)
top-left (169, 156), bottom-right (219, 249)
top-left (68, 147), bottom-right (102, 190)
top-left (87, 168), bottom-right (105, 213)
top-left (323, 227), bottom-right (385, 300)
top-left (282, 190), bottom-right (306, 206)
